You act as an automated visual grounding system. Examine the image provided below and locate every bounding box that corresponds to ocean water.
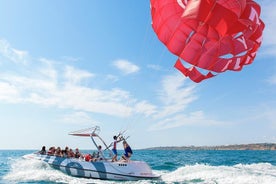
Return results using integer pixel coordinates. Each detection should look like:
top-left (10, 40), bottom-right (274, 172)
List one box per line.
top-left (1, 149), bottom-right (276, 184)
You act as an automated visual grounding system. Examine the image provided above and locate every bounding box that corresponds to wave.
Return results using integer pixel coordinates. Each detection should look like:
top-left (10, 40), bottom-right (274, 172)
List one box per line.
top-left (161, 163), bottom-right (276, 184)
top-left (3, 158), bottom-right (94, 184)
top-left (3, 158), bottom-right (276, 184)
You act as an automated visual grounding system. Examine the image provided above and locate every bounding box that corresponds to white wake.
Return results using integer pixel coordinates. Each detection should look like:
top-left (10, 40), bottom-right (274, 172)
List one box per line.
top-left (3, 158), bottom-right (276, 184)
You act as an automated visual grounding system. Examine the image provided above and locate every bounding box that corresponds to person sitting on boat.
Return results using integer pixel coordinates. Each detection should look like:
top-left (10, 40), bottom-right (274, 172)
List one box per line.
top-left (68, 148), bottom-right (75, 158)
top-left (75, 148), bottom-right (82, 159)
top-left (62, 146), bottom-right (69, 157)
top-left (47, 146), bottom-right (56, 155)
top-left (84, 153), bottom-right (96, 162)
top-left (95, 145), bottom-right (104, 161)
top-left (85, 153), bottom-right (92, 162)
top-left (121, 141), bottom-right (133, 161)
top-left (54, 147), bottom-right (62, 157)
top-left (39, 146), bottom-right (46, 155)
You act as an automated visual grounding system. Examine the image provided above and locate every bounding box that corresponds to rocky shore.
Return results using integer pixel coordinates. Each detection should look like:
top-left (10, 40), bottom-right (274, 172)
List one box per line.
top-left (145, 143), bottom-right (276, 150)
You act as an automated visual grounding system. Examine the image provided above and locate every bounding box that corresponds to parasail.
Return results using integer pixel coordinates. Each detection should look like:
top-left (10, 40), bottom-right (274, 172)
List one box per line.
top-left (150, 0), bottom-right (265, 83)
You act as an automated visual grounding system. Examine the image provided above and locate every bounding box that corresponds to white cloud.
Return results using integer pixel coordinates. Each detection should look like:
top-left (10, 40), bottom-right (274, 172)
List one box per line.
top-left (0, 40), bottom-right (154, 118)
top-left (113, 59), bottom-right (140, 74)
top-left (0, 39), bottom-right (29, 64)
top-left (0, 39), bottom-right (221, 130)
top-left (134, 100), bottom-right (157, 117)
top-left (0, 70), bottom-right (136, 117)
top-left (149, 111), bottom-right (221, 131)
top-left (56, 86), bottom-right (134, 117)
top-left (105, 74), bottom-right (119, 82)
top-left (258, 1), bottom-right (276, 57)
top-left (145, 73), bottom-right (215, 131)
top-left (256, 1), bottom-right (276, 85)
top-left (154, 73), bottom-right (198, 118)
top-left (147, 64), bottom-right (162, 71)
top-left (0, 82), bottom-right (19, 103)
top-left (59, 111), bottom-right (96, 125)
top-left (38, 61), bottom-right (58, 81)
top-left (64, 65), bottom-right (94, 85)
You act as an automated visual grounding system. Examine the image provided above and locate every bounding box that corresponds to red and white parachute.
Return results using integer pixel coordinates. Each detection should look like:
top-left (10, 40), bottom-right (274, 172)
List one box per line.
top-left (150, 0), bottom-right (265, 83)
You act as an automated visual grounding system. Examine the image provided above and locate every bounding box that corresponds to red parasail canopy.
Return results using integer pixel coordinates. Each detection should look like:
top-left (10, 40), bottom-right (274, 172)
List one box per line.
top-left (150, 0), bottom-right (265, 83)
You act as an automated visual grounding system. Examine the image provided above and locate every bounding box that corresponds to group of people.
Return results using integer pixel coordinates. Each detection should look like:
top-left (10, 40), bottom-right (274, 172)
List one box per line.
top-left (38, 135), bottom-right (133, 162)
top-left (39, 146), bottom-right (82, 159)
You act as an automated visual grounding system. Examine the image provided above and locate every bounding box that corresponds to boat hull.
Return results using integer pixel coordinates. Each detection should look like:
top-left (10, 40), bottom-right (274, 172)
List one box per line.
top-left (23, 153), bottom-right (159, 181)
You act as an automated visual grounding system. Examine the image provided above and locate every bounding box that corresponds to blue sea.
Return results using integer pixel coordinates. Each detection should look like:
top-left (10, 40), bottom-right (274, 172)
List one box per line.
top-left (1, 150), bottom-right (276, 184)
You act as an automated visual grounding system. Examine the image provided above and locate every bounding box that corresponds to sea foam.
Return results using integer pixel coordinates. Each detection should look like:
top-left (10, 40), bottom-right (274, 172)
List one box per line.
top-left (3, 158), bottom-right (92, 184)
top-left (161, 163), bottom-right (276, 184)
top-left (3, 158), bottom-right (276, 184)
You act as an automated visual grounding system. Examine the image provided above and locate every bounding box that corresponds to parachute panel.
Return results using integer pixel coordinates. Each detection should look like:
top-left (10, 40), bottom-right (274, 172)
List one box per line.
top-left (151, 0), bottom-right (265, 83)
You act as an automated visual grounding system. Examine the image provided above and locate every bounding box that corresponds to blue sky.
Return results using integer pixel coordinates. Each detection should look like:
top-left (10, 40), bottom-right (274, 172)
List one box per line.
top-left (0, 0), bottom-right (275, 150)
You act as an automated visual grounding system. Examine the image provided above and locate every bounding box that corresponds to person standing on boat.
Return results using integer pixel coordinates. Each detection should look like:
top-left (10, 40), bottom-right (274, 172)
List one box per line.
top-left (112, 135), bottom-right (119, 162)
top-left (121, 140), bottom-right (133, 161)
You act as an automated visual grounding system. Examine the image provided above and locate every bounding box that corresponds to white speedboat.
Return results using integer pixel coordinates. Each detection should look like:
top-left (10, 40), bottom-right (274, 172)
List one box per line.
top-left (23, 126), bottom-right (160, 181)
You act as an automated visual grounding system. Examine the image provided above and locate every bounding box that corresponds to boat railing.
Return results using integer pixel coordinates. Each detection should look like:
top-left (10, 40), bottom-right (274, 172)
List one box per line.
top-left (69, 126), bottom-right (114, 160)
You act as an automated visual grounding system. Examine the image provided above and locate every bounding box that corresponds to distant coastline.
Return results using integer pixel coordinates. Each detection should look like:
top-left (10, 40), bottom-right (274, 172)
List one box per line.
top-left (145, 143), bottom-right (276, 151)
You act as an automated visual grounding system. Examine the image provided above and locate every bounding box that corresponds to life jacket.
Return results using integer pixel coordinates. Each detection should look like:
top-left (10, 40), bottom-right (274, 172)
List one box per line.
top-left (85, 154), bottom-right (91, 161)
